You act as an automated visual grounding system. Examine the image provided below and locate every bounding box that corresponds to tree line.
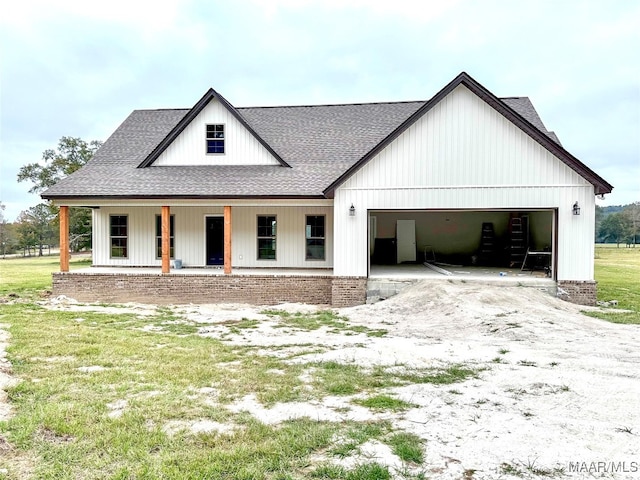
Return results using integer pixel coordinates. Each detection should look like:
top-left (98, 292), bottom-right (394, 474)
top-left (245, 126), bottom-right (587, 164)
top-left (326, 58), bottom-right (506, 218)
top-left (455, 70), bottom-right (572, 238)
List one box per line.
top-left (596, 203), bottom-right (640, 246)
top-left (0, 137), bottom-right (101, 257)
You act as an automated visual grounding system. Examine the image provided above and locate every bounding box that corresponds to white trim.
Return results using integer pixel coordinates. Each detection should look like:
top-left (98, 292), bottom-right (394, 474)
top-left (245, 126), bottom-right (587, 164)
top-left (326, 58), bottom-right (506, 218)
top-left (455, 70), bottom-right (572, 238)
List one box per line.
top-left (368, 207), bottom-right (558, 213)
top-left (51, 199), bottom-right (334, 208)
top-left (552, 208), bottom-right (557, 279)
top-left (257, 214), bottom-right (278, 261)
top-left (304, 214), bottom-right (326, 262)
top-left (109, 214), bottom-right (128, 259)
top-left (340, 184), bottom-right (594, 191)
top-left (205, 123), bottom-right (226, 155)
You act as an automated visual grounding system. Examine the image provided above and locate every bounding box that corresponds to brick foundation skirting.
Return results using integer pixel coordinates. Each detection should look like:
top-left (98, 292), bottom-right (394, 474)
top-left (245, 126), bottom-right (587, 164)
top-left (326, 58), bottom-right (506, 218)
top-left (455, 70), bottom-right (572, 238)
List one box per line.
top-left (52, 273), bottom-right (367, 307)
top-left (557, 280), bottom-right (597, 306)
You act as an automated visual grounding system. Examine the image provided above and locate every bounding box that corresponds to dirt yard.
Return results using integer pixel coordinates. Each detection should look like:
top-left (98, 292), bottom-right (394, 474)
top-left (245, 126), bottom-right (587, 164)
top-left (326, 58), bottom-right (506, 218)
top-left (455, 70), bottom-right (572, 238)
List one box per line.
top-left (177, 281), bottom-right (640, 478)
top-left (3, 280), bottom-right (640, 478)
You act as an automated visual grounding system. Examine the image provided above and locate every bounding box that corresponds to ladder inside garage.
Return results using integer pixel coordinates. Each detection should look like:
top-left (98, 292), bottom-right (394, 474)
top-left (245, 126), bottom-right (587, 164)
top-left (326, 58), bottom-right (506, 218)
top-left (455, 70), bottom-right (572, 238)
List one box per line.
top-left (509, 217), bottom-right (526, 268)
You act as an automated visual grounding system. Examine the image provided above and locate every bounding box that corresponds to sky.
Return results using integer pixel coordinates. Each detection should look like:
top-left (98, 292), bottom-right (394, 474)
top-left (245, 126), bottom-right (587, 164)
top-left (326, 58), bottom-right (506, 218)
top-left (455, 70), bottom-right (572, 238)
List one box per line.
top-left (1, 0), bottom-right (638, 222)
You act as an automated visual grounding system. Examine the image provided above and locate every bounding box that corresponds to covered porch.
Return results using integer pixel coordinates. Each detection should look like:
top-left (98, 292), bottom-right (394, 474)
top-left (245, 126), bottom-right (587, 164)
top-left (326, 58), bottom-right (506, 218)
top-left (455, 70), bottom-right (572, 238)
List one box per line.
top-left (57, 205), bottom-right (234, 275)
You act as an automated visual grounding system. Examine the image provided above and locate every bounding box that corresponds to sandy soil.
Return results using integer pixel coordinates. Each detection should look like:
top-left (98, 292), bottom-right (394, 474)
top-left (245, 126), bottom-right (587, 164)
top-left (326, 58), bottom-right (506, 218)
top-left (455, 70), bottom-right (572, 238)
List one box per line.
top-left (190, 281), bottom-right (640, 479)
top-left (336, 282), bottom-right (640, 479)
top-left (2, 281), bottom-right (640, 479)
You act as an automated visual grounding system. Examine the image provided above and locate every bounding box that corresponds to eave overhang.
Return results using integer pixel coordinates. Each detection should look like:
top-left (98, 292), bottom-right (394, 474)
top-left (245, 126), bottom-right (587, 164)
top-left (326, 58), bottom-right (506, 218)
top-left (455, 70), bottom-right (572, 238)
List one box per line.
top-left (323, 72), bottom-right (613, 198)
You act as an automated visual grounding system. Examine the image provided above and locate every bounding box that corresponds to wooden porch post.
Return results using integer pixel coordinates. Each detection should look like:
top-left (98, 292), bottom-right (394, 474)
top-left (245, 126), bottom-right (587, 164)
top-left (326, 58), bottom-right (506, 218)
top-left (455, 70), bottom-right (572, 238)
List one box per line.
top-left (224, 206), bottom-right (232, 274)
top-left (161, 206), bottom-right (170, 274)
top-left (59, 206), bottom-right (70, 272)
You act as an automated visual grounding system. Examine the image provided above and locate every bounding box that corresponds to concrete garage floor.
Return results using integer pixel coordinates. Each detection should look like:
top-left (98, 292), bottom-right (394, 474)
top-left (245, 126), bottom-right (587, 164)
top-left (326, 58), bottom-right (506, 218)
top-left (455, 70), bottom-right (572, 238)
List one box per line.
top-left (370, 263), bottom-right (553, 283)
top-left (368, 263), bottom-right (556, 302)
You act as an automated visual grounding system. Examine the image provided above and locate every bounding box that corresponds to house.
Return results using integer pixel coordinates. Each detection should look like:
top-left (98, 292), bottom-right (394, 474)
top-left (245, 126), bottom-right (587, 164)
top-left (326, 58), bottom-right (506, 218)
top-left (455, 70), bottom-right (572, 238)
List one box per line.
top-left (42, 72), bottom-right (612, 307)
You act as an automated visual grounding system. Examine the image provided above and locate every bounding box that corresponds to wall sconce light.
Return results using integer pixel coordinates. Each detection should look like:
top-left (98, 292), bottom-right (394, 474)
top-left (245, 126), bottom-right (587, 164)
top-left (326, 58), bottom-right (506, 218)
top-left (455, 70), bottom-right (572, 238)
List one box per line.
top-left (349, 204), bottom-right (355, 217)
top-left (572, 201), bottom-right (580, 216)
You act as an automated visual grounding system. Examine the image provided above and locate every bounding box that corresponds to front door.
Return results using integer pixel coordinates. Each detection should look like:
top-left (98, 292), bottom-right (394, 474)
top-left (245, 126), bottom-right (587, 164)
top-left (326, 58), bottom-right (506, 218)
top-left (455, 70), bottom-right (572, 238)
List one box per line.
top-left (206, 217), bottom-right (224, 266)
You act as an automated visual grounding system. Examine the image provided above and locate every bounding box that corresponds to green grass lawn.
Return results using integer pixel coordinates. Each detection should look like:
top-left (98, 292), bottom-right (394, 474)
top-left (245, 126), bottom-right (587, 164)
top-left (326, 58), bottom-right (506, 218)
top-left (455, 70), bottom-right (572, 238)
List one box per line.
top-left (589, 245), bottom-right (640, 324)
top-left (0, 249), bottom-right (637, 478)
top-left (0, 256), bottom-right (442, 479)
top-left (0, 255), bottom-right (91, 297)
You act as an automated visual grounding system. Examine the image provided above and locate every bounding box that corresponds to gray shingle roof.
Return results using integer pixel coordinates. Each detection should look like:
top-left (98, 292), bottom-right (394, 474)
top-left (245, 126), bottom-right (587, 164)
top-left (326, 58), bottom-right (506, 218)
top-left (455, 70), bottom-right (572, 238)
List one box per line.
top-left (42, 73), bottom-right (611, 200)
top-left (43, 101), bottom-right (426, 198)
top-left (501, 97), bottom-right (561, 145)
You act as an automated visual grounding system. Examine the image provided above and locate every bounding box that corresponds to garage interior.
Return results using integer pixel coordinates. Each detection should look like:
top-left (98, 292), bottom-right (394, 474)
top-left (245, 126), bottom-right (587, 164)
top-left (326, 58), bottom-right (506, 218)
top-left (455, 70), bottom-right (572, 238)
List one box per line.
top-left (369, 210), bottom-right (556, 280)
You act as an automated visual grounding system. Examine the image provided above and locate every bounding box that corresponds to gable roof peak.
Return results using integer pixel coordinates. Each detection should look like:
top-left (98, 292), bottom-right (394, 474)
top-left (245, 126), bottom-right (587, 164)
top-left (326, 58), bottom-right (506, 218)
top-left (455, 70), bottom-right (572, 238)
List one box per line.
top-left (137, 87), bottom-right (290, 168)
top-left (323, 71), bottom-right (612, 197)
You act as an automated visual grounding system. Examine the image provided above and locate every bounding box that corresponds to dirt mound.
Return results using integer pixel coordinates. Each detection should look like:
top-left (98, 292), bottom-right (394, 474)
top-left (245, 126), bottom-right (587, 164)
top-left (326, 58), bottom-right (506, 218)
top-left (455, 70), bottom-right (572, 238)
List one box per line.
top-left (341, 280), bottom-right (608, 340)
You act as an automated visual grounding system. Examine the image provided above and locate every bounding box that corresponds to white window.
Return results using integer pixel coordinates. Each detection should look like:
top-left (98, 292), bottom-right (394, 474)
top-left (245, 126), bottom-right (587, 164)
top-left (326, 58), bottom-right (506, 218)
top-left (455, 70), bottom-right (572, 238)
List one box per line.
top-left (257, 215), bottom-right (276, 260)
top-left (206, 124), bottom-right (225, 154)
top-left (110, 215), bottom-right (128, 258)
top-left (305, 215), bottom-right (325, 260)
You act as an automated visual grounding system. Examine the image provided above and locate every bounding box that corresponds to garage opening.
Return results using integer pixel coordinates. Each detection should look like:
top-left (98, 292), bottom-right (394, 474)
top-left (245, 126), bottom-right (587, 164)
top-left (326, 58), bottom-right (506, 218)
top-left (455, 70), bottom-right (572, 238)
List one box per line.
top-left (369, 209), bottom-right (556, 280)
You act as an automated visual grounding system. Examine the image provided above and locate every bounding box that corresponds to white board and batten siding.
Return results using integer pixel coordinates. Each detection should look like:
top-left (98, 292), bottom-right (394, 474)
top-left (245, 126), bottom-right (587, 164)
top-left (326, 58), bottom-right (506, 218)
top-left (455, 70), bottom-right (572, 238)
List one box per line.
top-left (152, 98), bottom-right (280, 166)
top-left (333, 84), bottom-right (596, 281)
top-left (93, 206), bottom-right (333, 268)
top-left (232, 206), bottom-right (333, 268)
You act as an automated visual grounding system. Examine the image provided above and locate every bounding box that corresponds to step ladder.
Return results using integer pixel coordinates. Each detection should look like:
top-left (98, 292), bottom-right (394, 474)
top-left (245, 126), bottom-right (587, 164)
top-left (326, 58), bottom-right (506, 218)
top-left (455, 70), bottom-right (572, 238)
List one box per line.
top-left (509, 217), bottom-right (526, 268)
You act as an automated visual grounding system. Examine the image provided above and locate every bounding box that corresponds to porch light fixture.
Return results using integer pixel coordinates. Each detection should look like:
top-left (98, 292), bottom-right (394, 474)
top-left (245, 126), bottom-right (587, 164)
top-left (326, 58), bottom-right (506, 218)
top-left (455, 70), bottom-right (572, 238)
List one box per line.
top-left (349, 204), bottom-right (356, 217)
top-left (572, 201), bottom-right (581, 216)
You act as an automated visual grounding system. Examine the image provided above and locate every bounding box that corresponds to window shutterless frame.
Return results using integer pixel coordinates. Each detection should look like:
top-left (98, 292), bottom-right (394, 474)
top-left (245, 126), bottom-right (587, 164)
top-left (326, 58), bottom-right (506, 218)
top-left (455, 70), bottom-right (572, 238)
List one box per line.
top-left (205, 124), bottom-right (225, 154)
top-left (305, 215), bottom-right (325, 261)
top-left (109, 214), bottom-right (128, 258)
top-left (257, 215), bottom-right (277, 260)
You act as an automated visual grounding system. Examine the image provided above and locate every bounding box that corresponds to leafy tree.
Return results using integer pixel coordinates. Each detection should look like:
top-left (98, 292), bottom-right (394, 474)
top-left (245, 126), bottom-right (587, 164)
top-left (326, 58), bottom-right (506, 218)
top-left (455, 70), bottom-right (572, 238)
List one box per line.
top-left (69, 207), bottom-right (92, 251)
top-left (2, 223), bottom-right (18, 256)
top-left (598, 212), bottom-right (630, 247)
top-left (595, 205), bottom-right (605, 242)
top-left (601, 205), bottom-right (626, 215)
top-left (15, 204), bottom-right (56, 256)
top-left (17, 137), bottom-right (102, 252)
top-left (17, 137), bottom-right (102, 193)
top-left (622, 202), bottom-right (640, 246)
top-left (0, 202), bottom-right (19, 256)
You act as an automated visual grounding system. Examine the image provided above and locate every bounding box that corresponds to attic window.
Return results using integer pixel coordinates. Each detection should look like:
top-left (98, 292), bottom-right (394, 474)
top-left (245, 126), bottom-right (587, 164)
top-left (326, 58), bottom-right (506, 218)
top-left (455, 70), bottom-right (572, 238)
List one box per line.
top-left (206, 124), bottom-right (225, 154)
